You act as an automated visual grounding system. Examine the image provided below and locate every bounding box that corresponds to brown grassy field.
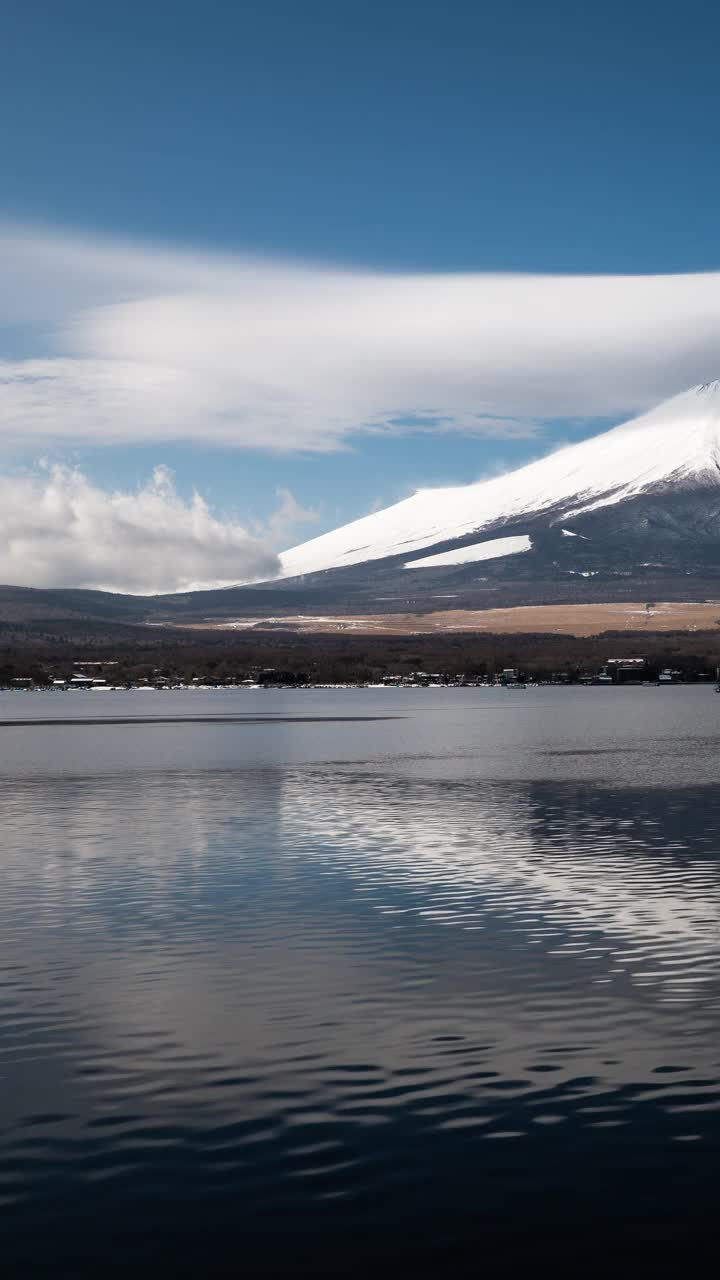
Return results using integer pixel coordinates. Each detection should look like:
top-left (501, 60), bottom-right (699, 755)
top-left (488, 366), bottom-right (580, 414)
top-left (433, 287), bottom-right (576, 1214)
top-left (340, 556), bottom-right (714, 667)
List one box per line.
top-left (195, 601), bottom-right (720, 637)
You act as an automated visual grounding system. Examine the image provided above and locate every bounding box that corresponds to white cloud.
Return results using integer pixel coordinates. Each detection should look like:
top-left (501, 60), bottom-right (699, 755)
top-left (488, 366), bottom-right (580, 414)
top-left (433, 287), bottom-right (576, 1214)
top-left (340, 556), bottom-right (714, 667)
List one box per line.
top-left (263, 486), bottom-right (319, 544)
top-left (0, 464), bottom-right (279, 593)
top-left (2, 223), bottom-right (720, 452)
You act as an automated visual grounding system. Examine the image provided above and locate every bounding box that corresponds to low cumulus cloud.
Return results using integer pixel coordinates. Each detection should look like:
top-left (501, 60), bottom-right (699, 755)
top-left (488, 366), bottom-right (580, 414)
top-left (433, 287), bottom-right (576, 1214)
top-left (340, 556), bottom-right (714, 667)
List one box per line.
top-left (0, 464), bottom-right (280, 593)
top-left (2, 224), bottom-right (720, 452)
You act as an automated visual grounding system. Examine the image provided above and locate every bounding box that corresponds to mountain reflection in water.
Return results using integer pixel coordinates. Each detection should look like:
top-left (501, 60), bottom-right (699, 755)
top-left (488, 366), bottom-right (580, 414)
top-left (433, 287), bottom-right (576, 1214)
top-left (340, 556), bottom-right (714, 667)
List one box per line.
top-left (1, 688), bottom-right (719, 1275)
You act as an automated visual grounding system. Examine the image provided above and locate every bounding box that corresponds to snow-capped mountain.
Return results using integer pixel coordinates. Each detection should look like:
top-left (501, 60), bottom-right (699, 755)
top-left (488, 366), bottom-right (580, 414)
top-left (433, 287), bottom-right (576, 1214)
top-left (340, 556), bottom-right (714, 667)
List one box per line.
top-left (280, 381), bottom-right (720, 581)
top-left (6, 383), bottom-right (718, 633)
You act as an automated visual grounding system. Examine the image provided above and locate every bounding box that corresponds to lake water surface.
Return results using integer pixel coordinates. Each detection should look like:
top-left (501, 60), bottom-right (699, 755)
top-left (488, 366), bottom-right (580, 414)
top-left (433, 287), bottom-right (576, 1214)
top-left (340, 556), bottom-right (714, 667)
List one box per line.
top-left (2, 687), bottom-right (719, 1274)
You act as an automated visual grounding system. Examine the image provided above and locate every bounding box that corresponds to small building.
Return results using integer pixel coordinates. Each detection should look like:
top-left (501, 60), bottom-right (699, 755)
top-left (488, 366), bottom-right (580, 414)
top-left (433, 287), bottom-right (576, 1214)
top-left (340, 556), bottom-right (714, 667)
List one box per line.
top-left (605, 658), bottom-right (647, 684)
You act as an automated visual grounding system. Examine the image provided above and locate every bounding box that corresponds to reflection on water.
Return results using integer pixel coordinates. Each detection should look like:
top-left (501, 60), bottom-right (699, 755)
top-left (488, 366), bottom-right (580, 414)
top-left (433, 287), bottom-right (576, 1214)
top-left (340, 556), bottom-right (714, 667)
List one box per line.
top-left (1, 690), bottom-right (720, 1274)
top-left (281, 770), bottom-right (720, 1005)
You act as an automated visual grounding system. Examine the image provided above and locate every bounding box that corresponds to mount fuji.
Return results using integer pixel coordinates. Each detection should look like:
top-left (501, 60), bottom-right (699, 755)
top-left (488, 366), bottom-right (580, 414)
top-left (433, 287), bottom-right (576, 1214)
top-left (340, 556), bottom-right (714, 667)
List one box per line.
top-left (264, 381), bottom-right (720, 611)
top-left (4, 382), bottom-right (720, 635)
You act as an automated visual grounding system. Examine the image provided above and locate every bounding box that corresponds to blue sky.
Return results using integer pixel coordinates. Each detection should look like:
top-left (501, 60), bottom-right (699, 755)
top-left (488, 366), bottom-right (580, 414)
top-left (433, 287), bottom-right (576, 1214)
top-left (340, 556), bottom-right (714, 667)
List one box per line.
top-left (2, 0), bottom-right (720, 590)
top-left (5, 0), bottom-right (720, 274)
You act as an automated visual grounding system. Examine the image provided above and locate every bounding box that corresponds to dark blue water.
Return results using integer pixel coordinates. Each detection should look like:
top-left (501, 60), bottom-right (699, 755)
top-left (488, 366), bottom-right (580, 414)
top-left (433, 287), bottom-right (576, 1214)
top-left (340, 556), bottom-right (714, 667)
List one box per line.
top-left (1, 687), bottom-right (719, 1275)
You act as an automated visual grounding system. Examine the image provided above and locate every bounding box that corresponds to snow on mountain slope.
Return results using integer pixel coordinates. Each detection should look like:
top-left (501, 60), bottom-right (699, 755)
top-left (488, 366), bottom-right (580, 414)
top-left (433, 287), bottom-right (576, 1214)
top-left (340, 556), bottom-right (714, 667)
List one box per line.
top-left (278, 382), bottom-right (720, 579)
top-left (404, 534), bottom-right (532, 568)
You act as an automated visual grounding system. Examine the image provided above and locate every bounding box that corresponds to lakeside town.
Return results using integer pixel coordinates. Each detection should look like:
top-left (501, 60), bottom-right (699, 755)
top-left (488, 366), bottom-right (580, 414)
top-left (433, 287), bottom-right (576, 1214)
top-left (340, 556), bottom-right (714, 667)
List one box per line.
top-left (2, 655), bottom-right (716, 691)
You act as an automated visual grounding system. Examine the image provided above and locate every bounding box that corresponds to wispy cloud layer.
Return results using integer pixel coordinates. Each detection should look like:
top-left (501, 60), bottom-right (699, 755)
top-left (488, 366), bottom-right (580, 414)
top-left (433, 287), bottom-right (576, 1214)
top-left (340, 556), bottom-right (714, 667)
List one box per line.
top-left (0, 465), bottom-right (279, 593)
top-left (2, 224), bottom-right (720, 452)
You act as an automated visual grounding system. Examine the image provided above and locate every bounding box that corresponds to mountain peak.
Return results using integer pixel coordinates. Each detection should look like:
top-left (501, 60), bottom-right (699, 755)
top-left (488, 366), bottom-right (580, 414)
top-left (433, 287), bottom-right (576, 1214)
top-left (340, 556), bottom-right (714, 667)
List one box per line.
top-left (278, 384), bottom-right (720, 580)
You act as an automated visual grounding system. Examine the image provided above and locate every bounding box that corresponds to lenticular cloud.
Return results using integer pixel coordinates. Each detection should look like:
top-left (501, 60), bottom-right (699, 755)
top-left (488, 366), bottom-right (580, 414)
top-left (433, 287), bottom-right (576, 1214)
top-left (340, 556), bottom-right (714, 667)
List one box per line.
top-left (2, 224), bottom-right (720, 453)
top-left (0, 465), bottom-right (279, 593)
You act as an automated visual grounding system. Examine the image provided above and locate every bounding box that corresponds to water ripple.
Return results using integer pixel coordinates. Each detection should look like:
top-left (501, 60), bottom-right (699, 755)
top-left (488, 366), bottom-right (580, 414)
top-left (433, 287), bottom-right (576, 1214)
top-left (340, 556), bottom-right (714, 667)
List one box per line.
top-left (2, 690), bottom-right (720, 1272)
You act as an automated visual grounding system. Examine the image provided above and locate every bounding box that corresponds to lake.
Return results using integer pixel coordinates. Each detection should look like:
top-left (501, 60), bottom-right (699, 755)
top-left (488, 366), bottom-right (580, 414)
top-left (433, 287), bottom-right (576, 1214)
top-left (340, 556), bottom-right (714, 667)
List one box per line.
top-left (1, 686), bottom-right (719, 1275)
